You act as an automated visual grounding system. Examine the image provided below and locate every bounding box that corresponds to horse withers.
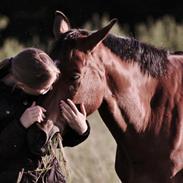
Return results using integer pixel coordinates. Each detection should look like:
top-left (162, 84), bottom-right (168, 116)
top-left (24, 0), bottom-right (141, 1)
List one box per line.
top-left (44, 10), bottom-right (183, 183)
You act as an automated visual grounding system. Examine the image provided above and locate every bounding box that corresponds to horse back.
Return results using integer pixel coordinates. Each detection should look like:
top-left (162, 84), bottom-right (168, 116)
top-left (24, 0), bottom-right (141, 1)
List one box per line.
top-left (170, 51), bottom-right (183, 55)
top-left (167, 54), bottom-right (183, 78)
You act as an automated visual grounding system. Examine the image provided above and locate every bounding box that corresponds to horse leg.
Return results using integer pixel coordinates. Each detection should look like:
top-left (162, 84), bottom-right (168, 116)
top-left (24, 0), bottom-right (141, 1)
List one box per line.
top-left (115, 145), bottom-right (175, 183)
top-left (115, 145), bottom-right (133, 183)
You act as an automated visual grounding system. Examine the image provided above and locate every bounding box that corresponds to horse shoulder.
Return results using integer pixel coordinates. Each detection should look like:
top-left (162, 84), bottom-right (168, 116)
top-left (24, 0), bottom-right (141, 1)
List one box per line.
top-left (165, 56), bottom-right (183, 176)
top-left (168, 54), bottom-right (183, 70)
top-left (169, 98), bottom-right (183, 177)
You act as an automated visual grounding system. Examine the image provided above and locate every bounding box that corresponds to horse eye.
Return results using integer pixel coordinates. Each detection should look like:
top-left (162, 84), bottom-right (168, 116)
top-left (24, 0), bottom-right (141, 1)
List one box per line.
top-left (71, 73), bottom-right (80, 81)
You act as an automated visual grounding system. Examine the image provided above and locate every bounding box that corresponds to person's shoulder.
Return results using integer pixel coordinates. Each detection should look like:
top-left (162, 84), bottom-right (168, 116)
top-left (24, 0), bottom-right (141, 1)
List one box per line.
top-left (0, 81), bottom-right (11, 94)
top-left (0, 84), bottom-right (14, 120)
top-left (0, 82), bottom-right (15, 105)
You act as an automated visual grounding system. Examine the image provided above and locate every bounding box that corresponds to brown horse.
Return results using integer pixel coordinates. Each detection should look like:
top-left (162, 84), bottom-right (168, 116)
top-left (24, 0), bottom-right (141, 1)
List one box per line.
top-left (43, 11), bottom-right (183, 183)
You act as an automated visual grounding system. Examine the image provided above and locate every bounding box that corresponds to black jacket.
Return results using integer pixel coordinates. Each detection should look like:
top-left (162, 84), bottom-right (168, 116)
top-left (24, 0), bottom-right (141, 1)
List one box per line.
top-left (0, 81), bottom-right (90, 182)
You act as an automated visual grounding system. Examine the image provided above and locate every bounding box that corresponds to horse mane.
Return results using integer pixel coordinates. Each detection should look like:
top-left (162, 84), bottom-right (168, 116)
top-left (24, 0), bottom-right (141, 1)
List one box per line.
top-left (103, 34), bottom-right (169, 77)
top-left (170, 51), bottom-right (183, 55)
top-left (50, 29), bottom-right (169, 78)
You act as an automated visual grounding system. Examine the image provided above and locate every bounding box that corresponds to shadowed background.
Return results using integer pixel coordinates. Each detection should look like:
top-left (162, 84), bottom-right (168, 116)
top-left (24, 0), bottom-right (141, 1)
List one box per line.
top-left (0, 0), bottom-right (183, 44)
top-left (0, 1), bottom-right (183, 182)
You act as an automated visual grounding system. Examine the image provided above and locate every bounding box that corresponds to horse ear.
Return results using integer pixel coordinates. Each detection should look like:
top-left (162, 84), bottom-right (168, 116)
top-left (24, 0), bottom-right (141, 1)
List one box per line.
top-left (53, 10), bottom-right (71, 39)
top-left (78, 19), bottom-right (117, 51)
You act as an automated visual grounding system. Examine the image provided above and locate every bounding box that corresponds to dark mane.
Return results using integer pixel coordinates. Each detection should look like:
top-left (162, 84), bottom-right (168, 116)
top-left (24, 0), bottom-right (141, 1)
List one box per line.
top-left (103, 34), bottom-right (169, 77)
top-left (51, 30), bottom-right (169, 77)
top-left (50, 29), bottom-right (89, 59)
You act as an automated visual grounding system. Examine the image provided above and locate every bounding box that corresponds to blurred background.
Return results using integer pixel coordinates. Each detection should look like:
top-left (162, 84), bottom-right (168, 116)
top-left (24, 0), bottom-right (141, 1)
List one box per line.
top-left (0, 1), bottom-right (183, 182)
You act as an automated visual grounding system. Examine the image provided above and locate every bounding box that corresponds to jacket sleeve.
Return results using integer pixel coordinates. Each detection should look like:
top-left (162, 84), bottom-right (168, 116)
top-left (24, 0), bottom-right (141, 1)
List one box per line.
top-left (0, 119), bottom-right (27, 158)
top-left (26, 123), bottom-right (60, 156)
top-left (62, 120), bottom-right (90, 147)
top-left (26, 123), bottom-right (48, 156)
top-left (27, 120), bottom-right (90, 154)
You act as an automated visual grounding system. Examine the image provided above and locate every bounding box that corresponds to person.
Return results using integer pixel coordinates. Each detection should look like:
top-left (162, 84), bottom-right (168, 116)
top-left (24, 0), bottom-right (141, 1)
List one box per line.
top-left (0, 48), bottom-right (90, 183)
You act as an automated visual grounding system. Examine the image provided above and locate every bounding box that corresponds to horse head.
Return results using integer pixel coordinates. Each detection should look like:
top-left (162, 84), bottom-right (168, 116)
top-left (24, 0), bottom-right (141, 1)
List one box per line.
top-left (50, 11), bottom-right (117, 116)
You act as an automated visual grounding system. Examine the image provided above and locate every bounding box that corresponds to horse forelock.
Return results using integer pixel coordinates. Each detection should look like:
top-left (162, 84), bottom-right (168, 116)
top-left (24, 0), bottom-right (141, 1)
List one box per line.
top-left (103, 34), bottom-right (169, 77)
top-left (50, 29), bottom-right (90, 60)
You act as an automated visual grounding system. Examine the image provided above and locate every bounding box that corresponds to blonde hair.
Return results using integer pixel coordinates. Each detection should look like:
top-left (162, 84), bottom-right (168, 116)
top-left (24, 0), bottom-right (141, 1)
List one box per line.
top-left (10, 48), bottom-right (60, 89)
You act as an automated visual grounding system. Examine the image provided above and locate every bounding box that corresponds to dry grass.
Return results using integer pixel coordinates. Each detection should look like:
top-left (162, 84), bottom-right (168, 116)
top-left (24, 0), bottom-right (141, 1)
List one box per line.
top-left (65, 112), bottom-right (121, 183)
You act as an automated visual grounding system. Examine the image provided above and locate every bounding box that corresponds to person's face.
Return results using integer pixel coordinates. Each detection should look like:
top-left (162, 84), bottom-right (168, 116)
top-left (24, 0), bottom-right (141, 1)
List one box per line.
top-left (16, 77), bottom-right (55, 95)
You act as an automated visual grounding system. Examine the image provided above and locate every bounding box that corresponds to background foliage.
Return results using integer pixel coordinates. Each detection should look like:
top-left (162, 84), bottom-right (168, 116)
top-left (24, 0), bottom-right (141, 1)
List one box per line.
top-left (0, 0), bottom-right (183, 44)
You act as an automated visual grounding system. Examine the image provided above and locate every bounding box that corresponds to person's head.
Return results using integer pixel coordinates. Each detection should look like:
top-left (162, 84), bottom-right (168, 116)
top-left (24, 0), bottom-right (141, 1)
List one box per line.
top-left (10, 48), bottom-right (60, 95)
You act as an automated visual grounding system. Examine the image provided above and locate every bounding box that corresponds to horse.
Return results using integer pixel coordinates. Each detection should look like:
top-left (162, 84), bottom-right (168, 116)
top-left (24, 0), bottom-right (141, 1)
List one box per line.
top-left (43, 11), bottom-right (183, 183)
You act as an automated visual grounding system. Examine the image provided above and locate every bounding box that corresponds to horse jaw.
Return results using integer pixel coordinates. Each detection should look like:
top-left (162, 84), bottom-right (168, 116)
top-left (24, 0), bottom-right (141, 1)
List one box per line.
top-left (71, 92), bottom-right (104, 115)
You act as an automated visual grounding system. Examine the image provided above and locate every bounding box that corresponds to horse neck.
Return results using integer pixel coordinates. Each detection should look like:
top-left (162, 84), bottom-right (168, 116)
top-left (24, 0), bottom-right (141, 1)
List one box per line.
top-left (96, 44), bottom-right (158, 136)
top-left (97, 44), bottom-right (158, 94)
top-left (42, 81), bottom-right (67, 131)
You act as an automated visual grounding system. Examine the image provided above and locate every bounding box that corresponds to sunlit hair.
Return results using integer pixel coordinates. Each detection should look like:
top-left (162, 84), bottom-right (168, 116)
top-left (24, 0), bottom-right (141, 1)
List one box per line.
top-left (10, 48), bottom-right (60, 89)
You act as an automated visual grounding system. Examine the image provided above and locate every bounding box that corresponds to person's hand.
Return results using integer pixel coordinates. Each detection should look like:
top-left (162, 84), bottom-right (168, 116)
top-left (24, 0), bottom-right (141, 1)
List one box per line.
top-left (20, 101), bottom-right (46, 128)
top-left (60, 99), bottom-right (87, 135)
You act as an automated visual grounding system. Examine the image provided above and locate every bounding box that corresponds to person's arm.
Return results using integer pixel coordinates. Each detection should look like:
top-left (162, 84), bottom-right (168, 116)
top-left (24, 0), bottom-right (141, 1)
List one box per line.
top-left (0, 101), bottom-right (46, 158)
top-left (27, 119), bottom-right (90, 152)
top-left (26, 120), bottom-right (59, 156)
top-left (62, 120), bottom-right (90, 147)
top-left (27, 99), bottom-right (90, 153)
top-left (59, 99), bottom-right (90, 147)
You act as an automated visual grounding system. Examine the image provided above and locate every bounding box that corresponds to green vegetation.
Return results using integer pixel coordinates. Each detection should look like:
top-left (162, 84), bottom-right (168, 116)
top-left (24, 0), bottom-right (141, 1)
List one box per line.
top-left (0, 38), bottom-right (23, 59)
top-left (136, 16), bottom-right (183, 50)
top-left (83, 14), bottom-right (183, 51)
top-left (1, 15), bottom-right (183, 183)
